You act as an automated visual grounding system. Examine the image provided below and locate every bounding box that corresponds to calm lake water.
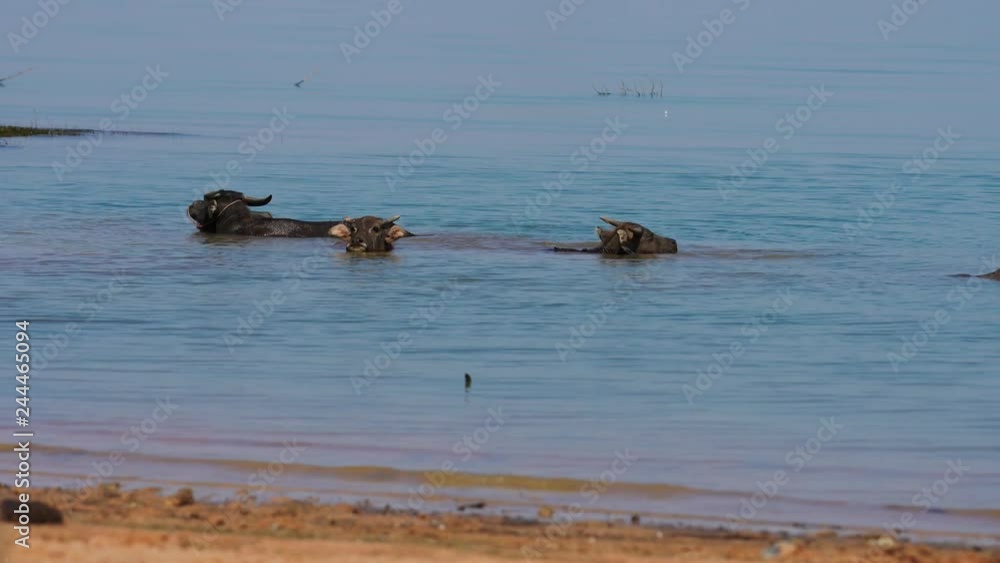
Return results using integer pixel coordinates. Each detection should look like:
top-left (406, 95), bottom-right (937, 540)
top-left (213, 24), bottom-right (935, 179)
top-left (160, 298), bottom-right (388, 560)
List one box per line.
top-left (2, 0), bottom-right (999, 537)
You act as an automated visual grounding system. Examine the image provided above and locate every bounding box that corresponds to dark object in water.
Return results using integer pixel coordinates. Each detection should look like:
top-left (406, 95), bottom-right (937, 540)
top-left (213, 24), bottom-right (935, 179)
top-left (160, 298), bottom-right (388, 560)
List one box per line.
top-left (188, 190), bottom-right (344, 237)
top-left (464, 373), bottom-right (472, 389)
top-left (294, 80), bottom-right (305, 88)
top-left (953, 268), bottom-right (1000, 281)
top-left (329, 215), bottom-right (415, 253)
top-left (457, 501), bottom-right (486, 511)
top-left (554, 217), bottom-right (677, 255)
top-left (2, 498), bottom-right (64, 524)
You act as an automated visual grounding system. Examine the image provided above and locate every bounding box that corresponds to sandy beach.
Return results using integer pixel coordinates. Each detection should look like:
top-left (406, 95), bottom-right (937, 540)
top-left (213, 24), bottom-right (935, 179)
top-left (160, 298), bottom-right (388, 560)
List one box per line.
top-left (4, 485), bottom-right (999, 563)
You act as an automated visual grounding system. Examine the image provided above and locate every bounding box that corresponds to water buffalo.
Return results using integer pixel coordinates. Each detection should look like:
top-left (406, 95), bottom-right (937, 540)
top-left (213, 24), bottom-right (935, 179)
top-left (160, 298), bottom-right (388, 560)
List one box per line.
top-left (188, 190), bottom-right (344, 237)
top-left (554, 217), bottom-right (677, 255)
top-left (328, 215), bottom-right (415, 253)
top-left (956, 268), bottom-right (1000, 280)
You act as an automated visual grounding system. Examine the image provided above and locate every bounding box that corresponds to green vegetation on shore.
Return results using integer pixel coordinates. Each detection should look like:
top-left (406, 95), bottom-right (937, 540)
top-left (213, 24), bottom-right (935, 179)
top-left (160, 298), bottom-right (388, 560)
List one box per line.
top-left (0, 124), bottom-right (95, 138)
top-left (1, 123), bottom-right (181, 145)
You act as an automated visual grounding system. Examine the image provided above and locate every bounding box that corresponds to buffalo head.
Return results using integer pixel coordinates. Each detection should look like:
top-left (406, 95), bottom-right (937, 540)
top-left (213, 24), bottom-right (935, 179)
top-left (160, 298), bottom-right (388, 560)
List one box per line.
top-left (329, 215), bottom-right (414, 252)
top-left (188, 190), bottom-right (272, 231)
top-left (594, 217), bottom-right (678, 255)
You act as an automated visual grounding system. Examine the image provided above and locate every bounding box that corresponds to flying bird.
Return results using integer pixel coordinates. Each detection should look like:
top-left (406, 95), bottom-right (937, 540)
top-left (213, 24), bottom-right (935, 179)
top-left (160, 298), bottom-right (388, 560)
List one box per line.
top-left (0, 68), bottom-right (34, 88)
top-left (293, 70), bottom-right (318, 88)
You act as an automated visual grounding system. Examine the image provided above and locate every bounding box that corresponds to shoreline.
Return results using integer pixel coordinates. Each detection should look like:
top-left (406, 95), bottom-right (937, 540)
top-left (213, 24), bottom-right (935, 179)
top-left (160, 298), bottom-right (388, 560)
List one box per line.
top-left (4, 484), bottom-right (999, 562)
top-left (17, 466), bottom-right (1000, 546)
top-left (14, 441), bottom-right (1000, 543)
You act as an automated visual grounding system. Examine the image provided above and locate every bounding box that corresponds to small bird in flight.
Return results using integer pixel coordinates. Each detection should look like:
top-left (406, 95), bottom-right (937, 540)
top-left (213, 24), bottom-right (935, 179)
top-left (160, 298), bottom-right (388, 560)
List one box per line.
top-left (0, 68), bottom-right (34, 88)
top-left (294, 70), bottom-right (318, 88)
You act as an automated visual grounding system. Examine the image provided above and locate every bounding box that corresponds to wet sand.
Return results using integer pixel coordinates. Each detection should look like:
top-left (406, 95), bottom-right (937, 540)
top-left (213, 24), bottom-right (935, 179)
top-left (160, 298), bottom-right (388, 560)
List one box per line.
top-left (5, 485), bottom-right (999, 563)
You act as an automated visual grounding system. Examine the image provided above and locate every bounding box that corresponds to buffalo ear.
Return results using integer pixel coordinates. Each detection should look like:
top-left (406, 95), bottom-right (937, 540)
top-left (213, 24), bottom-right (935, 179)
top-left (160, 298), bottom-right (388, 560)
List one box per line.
top-left (596, 227), bottom-right (615, 244)
top-left (208, 200), bottom-right (219, 216)
top-left (617, 228), bottom-right (635, 243)
top-left (386, 225), bottom-right (414, 241)
top-left (328, 223), bottom-right (351, 240)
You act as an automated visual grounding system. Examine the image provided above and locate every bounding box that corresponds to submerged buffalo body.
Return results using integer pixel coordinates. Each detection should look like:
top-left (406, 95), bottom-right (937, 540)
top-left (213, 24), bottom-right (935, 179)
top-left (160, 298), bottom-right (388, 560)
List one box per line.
top-left (555, 217), bottom-right (677, 255)
top-left (188, 190), bottom-right (343, 237)
top-left (188, 190), bottom-right (415, 252)
top-left (956, 268), bottom-right (1000, 281)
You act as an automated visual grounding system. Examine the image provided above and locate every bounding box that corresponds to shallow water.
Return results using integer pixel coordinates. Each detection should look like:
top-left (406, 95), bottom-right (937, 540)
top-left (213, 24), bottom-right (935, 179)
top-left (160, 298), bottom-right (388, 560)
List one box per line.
top-left (3, 0), bottom-right (1000, 536)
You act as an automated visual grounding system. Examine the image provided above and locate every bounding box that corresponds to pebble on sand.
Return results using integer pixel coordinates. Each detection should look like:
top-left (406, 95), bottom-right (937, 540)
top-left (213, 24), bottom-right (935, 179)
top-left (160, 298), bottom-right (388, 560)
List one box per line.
top-left (169, 488), bottom-right (196, 507)
top-left (870, 535), bottom-right (898, 550)
top-left (762, 540), bottom-right (799, 559)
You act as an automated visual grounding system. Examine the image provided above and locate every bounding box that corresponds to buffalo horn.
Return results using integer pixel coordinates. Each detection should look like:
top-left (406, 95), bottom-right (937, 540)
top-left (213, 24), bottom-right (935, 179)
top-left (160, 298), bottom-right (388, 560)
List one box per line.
top-left (242, 194), bottom-right (272, 206)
